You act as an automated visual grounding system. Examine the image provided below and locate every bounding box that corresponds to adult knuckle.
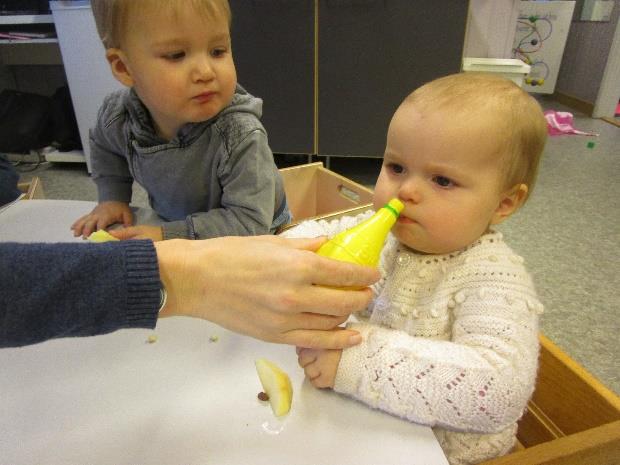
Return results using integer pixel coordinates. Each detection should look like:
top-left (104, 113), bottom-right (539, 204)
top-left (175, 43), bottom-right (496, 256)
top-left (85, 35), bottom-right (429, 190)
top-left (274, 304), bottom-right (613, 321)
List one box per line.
top-left (275, 289), bottom-right (300, 312)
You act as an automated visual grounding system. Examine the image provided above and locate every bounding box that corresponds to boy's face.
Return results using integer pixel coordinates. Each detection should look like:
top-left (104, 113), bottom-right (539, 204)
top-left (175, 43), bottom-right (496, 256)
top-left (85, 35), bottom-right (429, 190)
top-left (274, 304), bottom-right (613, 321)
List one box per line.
top-left (374, 103), bottom-right (521, 254)
top-left (110, 3), bottom-right (237, 140)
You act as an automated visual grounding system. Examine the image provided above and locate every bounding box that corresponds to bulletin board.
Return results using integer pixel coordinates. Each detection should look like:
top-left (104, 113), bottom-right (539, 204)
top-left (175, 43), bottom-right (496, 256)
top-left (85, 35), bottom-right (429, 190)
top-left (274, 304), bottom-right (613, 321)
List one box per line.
top-left (513, 1), bottom-right (576, 94)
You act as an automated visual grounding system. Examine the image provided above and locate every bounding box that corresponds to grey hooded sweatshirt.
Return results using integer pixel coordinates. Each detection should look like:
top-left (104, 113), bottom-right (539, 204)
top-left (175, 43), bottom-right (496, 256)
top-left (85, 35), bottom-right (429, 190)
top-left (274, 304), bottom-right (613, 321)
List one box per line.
top-left (90, 85), bottom-right (290, 239)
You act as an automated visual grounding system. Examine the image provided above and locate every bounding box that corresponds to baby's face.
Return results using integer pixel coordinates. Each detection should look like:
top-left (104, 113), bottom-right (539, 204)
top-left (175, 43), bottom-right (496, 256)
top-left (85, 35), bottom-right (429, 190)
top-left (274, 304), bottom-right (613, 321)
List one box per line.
top-left (119, 2), bottom-right (237, 139)
top-left (373, 103), bottom-right (511, 254)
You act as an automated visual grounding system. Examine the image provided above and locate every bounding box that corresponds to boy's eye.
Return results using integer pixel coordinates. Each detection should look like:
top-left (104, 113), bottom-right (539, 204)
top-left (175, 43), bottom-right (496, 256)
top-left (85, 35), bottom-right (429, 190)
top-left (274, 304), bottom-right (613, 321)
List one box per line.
top-left (433, 175), bottom-right (454, 188)
top-left (211, 47), bottom-right (227, 58)
top-left (386, 162), bottom-right (404, 174)
top-left (163, 51), bottom-right (185, 61)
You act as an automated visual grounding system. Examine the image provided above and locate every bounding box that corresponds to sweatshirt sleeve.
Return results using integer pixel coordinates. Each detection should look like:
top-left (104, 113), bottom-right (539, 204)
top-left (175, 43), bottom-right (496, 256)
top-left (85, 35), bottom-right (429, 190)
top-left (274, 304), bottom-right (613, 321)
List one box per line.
top-left (90, 94), bottom-right (134, 204)
top-left (0, 240), bottom-right (160, 348)
top-left (162, 130), bottom-right (280, 239)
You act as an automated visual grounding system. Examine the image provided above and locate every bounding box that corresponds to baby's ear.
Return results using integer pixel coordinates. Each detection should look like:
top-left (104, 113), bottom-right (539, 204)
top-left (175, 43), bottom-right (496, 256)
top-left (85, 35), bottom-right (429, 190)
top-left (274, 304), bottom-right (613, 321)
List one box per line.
top-left (105, 48), bottom-right (134, 87)
top-left (490, 183), bottom-right (528, 225)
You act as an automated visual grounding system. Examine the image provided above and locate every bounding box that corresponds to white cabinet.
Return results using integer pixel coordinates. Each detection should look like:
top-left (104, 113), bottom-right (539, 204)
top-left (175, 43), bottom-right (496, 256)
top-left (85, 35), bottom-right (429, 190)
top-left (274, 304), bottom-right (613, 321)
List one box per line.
top-left (50, 1), bottom-right (122, 172)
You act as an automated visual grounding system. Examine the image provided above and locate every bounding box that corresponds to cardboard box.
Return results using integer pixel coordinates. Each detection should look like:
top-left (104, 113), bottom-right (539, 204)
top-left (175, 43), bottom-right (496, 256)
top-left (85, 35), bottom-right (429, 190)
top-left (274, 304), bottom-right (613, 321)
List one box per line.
top-left (17, 176), bottom-right (45, 200)
top-left (279, 162), bottom-right (374, 229)
top-left (481, 334), bottom-right (620, 464)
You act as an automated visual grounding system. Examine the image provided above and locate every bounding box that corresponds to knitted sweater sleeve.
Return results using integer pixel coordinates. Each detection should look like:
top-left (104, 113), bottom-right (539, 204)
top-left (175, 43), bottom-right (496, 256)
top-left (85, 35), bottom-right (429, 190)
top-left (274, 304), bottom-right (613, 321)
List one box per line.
top-left (0, 240), bottom-right (160, 348)
top-left (334, 253), bottom-right (541, 434)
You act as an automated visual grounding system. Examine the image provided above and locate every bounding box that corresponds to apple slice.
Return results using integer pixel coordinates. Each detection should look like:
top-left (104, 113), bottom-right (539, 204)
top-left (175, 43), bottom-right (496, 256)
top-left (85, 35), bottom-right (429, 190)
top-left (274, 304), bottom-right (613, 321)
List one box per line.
top-left (88, 229), bottom-right (119, 243)
top-left (255, 358), bottom-right (293, 417)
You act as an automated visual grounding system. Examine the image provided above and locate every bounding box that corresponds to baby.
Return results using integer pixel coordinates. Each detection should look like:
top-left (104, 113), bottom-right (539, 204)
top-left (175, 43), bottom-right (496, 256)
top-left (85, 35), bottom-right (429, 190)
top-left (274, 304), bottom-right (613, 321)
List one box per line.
top-left (72, 0), bottom-right (290, 241)
top-left (287, 72), bottom-right (547, 465)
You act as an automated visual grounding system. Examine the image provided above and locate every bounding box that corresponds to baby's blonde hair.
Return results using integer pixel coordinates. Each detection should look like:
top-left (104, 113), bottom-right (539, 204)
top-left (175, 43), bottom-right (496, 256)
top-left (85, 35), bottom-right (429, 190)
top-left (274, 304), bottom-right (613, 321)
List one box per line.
top-left (404, 72), bottom-right (547, 201)
top-left (91, 0), bottom-right (231, 49)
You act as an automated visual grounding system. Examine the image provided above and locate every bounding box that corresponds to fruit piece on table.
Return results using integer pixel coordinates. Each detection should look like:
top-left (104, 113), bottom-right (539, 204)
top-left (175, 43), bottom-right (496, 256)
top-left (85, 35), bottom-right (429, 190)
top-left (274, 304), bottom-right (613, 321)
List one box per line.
top-left (255, 358), bottom-right (293, 417)
top-left (88, 230), bottom-right (119, 243)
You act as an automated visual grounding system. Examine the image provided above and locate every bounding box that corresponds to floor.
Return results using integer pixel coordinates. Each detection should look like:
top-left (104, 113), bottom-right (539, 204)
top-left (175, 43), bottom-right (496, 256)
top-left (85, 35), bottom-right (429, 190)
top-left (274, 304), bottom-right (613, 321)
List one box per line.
top-left (12, 99), bottom-right (620, 396)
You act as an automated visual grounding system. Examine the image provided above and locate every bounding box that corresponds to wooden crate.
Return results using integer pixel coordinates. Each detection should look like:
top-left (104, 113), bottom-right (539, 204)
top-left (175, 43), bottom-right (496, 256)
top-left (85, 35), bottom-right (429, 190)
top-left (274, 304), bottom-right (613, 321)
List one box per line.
top-left (481, 334), bottom-right (620, 464)
top-left (279, 162), bottom-right (374, 229)
top-left (17, 176), bottom-right (45, 200)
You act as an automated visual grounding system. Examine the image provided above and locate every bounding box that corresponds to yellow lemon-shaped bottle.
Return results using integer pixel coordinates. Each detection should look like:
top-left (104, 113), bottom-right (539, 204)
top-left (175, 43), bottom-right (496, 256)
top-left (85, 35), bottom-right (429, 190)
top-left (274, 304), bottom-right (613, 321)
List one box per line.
top-left (316, 198), bottom-right (403, 267)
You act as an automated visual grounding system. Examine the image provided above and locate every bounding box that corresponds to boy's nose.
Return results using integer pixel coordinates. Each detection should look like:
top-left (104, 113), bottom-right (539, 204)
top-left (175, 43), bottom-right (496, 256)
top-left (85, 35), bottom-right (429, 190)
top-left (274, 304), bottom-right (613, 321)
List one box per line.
top-left (192, 56), bottom-right (216, 82)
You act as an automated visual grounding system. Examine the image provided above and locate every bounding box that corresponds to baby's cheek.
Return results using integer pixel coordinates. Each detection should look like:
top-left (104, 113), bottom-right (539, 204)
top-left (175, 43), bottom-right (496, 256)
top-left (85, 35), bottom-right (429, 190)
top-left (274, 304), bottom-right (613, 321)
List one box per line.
top-left (391, 225), bottom-right (417, 249)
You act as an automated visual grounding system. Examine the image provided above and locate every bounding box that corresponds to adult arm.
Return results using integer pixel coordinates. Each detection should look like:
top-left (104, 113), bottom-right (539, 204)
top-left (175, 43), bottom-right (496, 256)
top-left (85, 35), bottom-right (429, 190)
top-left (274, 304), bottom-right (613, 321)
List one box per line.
top-left (0, 240), bottom-right (159, 348)
top-left (1, 236), bottom-right (380, 349)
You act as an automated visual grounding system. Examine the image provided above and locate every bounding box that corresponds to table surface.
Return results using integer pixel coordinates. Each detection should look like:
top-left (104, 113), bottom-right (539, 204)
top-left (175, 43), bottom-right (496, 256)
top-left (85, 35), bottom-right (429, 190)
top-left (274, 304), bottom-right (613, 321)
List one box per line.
top-left (0, 199), bottom-right (163, 243)
top-left (0, 200), bottom-right (449, 465)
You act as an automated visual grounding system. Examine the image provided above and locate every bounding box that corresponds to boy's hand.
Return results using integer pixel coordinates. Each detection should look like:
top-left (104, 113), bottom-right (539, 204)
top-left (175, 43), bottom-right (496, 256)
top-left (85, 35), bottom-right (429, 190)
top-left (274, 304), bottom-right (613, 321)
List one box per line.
top-left (71, 201), bottom-right (133, 238)
top-left (109, 225), bottom-right (164, 242)
top-left (297, 347), bottom-right (342, 388)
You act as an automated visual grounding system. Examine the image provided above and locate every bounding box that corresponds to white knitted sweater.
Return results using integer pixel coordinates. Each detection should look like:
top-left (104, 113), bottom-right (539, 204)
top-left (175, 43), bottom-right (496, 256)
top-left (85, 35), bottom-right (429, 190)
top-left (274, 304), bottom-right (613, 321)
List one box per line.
top-left (284, 214), bottom-right (542, 465)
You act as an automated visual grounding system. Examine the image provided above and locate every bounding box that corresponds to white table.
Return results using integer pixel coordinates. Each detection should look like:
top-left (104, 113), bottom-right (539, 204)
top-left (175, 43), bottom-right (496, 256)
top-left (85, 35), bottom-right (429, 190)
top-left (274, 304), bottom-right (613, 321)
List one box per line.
top-left (0, 200), bottom-right (449, 465)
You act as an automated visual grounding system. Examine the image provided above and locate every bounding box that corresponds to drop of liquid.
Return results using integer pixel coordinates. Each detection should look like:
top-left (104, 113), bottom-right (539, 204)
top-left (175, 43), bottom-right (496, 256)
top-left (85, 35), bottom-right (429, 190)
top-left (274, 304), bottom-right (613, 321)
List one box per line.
top-left (261, 420), bottom-right (285, 435)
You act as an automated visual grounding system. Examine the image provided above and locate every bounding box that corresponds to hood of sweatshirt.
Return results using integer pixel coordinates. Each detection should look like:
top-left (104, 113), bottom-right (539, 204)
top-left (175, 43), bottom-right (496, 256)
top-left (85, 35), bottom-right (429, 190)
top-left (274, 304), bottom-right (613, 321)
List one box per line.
top-left (125, 84), bottom-right (263, 148)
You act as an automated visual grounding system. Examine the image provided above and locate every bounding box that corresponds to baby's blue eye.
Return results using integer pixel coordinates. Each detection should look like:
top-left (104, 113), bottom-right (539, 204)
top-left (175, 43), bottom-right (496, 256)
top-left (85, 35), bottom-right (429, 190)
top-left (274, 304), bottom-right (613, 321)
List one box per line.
top-left (433, 176), bottom-right (453, 187)
top-left (211, 48), bottom-right (227, 58)
top-left (386, 163), bottom-right (404, 174)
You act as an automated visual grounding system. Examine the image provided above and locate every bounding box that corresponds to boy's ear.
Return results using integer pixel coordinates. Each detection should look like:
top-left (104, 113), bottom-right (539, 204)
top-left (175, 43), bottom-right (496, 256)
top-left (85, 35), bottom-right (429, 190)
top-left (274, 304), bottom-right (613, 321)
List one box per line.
top-left (105, 48), bottom-right (134, 87)
top-left (490, 183), bottom-right (528, 225)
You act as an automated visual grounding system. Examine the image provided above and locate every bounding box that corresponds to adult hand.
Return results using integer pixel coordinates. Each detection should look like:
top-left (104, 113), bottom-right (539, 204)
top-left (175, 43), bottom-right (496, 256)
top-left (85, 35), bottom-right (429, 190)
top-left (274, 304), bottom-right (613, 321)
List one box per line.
top-left (71, 201), bottom-right (133, 238)
top-left (155, 235), bottom-right (380, 349)
top-left (110, 225), bottom-right (163, 242)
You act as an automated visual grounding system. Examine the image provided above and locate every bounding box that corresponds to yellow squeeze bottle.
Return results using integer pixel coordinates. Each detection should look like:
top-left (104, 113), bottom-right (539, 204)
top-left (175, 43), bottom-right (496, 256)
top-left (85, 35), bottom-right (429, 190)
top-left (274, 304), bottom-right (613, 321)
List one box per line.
top-left (316, 198), bottom-right (404, 267)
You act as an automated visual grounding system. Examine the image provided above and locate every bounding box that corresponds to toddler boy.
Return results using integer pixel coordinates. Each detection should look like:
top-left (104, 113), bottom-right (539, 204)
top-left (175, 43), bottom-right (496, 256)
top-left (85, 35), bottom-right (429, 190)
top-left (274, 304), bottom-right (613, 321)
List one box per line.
top-left (72, 0), bottom-right (290, 241)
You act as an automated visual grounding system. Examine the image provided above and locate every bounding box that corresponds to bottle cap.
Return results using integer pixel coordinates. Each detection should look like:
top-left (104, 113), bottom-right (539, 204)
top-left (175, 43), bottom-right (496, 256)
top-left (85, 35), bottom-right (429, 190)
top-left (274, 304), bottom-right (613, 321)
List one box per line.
top-left (383, 198), bottom-right (404, 218)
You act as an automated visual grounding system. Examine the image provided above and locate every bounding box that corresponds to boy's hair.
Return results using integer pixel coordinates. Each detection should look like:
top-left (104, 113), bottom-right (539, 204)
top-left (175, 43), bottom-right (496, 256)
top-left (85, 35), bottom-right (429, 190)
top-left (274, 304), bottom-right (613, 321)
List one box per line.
top-left (91, 0), bottom-right (232, 49)
top-left (404, 72), bottom-right (547, 200)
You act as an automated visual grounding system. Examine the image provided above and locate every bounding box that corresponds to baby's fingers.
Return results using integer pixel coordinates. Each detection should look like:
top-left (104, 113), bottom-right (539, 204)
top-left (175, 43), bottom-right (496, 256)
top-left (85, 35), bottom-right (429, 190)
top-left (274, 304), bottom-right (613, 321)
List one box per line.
top-left (297, 348), bottom-right (318, 368)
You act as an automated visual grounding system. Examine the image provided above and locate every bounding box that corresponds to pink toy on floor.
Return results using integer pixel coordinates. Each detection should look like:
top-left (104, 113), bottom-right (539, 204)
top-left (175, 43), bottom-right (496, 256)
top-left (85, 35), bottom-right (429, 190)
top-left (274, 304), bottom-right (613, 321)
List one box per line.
top-left (544, 110), bottom-right (599, 136)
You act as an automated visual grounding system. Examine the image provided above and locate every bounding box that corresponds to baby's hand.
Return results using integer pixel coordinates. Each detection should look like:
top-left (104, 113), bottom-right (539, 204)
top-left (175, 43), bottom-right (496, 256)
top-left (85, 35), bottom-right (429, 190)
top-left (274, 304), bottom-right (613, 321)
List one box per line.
top-left (71, 201), bottom-right (133, 238)
top-left (296, 347), bottom-right (342, 388)
top-left (109, 225), bottom-right (163, 242)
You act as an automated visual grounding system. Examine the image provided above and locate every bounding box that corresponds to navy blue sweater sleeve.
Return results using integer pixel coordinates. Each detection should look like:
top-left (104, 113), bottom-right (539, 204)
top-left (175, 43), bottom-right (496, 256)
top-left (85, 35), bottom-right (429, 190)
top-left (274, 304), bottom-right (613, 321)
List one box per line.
top-left (0, 240), bottom-right (160, 348)
top-left (0, 154), bottom-right (21, 206)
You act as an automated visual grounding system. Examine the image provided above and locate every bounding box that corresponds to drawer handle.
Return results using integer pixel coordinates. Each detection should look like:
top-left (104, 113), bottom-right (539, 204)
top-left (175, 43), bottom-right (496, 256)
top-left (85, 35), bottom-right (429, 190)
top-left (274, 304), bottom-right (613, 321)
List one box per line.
top-left (338, 185), bottom-right (361, 204)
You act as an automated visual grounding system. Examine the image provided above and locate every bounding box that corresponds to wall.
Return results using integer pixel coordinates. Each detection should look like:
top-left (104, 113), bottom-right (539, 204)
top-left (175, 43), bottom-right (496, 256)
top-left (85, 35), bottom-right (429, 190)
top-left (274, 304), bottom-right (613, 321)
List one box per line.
top-left (556, 0), bottom-right (620, 103)
top-left (463, 0), bottom-right (520, 58)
